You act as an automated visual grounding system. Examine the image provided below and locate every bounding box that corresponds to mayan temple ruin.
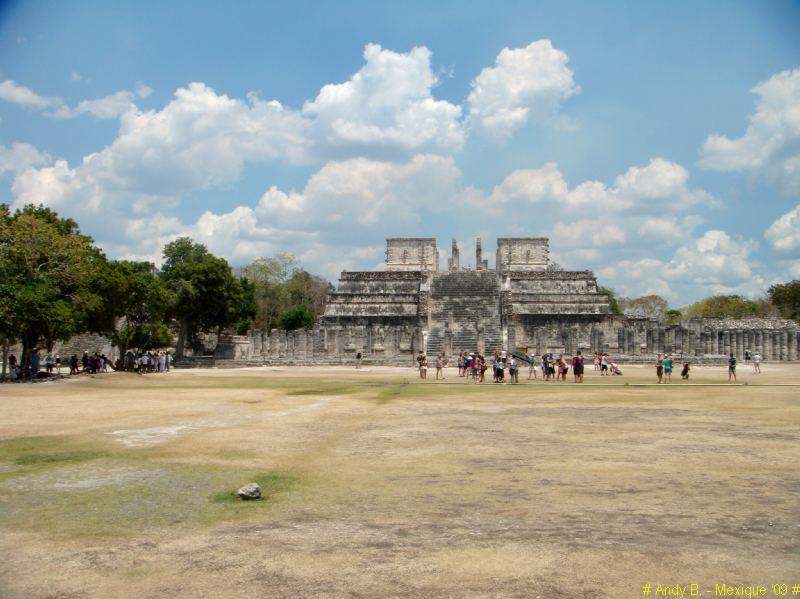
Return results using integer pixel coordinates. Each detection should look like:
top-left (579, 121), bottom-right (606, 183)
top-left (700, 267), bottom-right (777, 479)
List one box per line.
top-left (208, 237), bottom-right (799, 365)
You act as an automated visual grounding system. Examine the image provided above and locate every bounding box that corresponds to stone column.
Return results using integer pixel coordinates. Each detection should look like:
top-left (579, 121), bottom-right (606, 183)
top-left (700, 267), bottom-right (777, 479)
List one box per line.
top-left (764, 331), bottom-right (772, 360)
top-left (270, 329), bottom-right (280, 358)
top-left (772, 331), bottom-right (780, 361)
top-left (755, 331), bottom-right (763, 358)
top-left (722, 331), bottom-right (730, 357)
top-left (787, 330), bottom-right (797, 361)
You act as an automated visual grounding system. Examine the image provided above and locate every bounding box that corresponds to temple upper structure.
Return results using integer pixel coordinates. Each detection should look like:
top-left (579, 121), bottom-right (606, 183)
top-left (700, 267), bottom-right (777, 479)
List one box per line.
top-left (385, 238), bottom-right (439, 272)
top-left (496, 237), bottom-right (550, 272)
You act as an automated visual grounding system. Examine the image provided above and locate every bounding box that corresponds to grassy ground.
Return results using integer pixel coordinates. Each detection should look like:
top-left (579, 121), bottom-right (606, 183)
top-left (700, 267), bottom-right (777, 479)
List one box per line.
top-left (0, 363), bottom-right (798, 597)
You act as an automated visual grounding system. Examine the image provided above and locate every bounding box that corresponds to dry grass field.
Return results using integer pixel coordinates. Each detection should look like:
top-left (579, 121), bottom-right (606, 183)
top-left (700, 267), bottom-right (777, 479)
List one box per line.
top-left (0, 363), bottom-right (798, 598)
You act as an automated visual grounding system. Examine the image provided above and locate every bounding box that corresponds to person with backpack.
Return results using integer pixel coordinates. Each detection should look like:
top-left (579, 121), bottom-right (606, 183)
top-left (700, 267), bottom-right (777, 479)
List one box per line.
top-left (728, 353), bottom-right (737, 382)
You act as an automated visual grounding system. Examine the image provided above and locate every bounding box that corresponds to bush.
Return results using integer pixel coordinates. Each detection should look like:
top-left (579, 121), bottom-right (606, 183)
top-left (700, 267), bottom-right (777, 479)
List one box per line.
top-left (278, 304), bottom-right (315, 331)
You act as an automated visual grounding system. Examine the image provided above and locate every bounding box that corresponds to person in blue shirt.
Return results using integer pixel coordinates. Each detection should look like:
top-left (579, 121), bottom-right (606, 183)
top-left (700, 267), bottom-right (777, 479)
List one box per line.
top-left (663, 354), bottom-right (672, 384)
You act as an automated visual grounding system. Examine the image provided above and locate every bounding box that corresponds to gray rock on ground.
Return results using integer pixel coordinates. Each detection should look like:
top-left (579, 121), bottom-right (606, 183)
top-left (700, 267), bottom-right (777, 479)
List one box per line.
top-left (237, 482), bottom-right (261, 500)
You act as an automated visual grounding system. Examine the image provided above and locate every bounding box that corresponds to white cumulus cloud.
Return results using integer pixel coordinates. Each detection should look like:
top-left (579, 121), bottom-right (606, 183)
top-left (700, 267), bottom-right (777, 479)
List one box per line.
top-left (303, 43), bottom-right (465, 154)
top-left (699, 68), bottom-right (800, 196)
top-left (0, 142), bottom-right (50, 176)
top-left (598, 230), bottom-right (766, 302)
top-left (47, 90), bottom-right (138, 119)
top-left (489, 158), bottom-right (714, 212)
top-left (467, 40), bottom-right (580, 140)
top-left (0, 79), bottom-right (61, 109)
top-left (765, 203), bottom-right (800, 257)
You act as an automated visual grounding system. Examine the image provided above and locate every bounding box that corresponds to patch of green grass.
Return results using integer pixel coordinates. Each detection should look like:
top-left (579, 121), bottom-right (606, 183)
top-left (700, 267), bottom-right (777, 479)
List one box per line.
top-left (0, 460), bottom-right (307, 539)
top-left (14, 449), bottom-right (108, 466)
top-left (210, 471), bottom-right (296, 504)
top-left (285, 385), bottom-right (358, 396)
top-left (0, 436), bottom-right (113, 470)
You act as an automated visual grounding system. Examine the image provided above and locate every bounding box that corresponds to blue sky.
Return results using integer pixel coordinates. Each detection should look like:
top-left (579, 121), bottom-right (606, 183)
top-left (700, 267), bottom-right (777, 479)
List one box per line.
top-left (1, 0), bottom-right (799, 305)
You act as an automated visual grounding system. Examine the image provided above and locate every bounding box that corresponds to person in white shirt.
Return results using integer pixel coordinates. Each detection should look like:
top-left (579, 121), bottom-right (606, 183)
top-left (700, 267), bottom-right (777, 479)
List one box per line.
top-left (753, 353), bottom-right (761, 374)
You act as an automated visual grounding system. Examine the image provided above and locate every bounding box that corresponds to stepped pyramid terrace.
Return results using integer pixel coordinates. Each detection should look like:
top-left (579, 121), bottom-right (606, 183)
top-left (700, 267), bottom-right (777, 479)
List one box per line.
top-left (211, 237), bottom-right (800, 365)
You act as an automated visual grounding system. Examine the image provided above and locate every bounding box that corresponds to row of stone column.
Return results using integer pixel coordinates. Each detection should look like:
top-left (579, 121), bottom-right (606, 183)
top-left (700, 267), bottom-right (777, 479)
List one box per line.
top-left (644, 328), bottom-right (798, 360)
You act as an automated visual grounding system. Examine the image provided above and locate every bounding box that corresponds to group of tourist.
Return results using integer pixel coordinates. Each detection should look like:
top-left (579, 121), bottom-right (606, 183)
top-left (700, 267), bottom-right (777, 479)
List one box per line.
top-left (4, 350), bottom-right (111, 382)
top-left (3, 348), bottom-right (172, 382)
top-left (408, 347), bottom-right (767, 384)
top-left (121, 350), bottom-right (171, 374)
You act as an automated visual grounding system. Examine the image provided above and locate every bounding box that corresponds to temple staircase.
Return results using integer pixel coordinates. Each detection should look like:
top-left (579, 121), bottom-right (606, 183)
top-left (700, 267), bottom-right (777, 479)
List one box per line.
top-left (426, 271), bottom-right (503, 358)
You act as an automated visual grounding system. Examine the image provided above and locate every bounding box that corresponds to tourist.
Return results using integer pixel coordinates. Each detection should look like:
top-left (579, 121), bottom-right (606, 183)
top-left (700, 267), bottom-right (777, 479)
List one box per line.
top-left (417, 352), bottom-right (427, 379)
top-left (656, 354), bottom-right (664, 384)
top-left (69, 354), bottom-right (78, 375)
top-left (600, 353), bottom-right (609, 375)
top-left (557, 354), bottom-right (568, 381)
top-left (573, 350), bottom-right (584, 383)
top-left (548, 353), bottom-right (556, 380)
top-left (45, 354), bottom-right (54, 374)
top-left (31, 350), bottom-right (40, 375)
top-left (355, 351), bottom-right (362, 369)
top-left (528, 353), bottom-right (538, 380)
top-left (457, 353), bottom-right (464, 377)
top-left (509, 355), bottom-right (518, 383)
top-left (435, 353), bottom-right (445, 380)
top-left (164, 351), bottom-right (171, 372)
top-left (744, 348), bottom-right (751, 363)
top-left (681, 362), bottom-right (690, 380)
top-left (82, 351), bottom-right (89, 372)
top-left (593, 352), bottom-right (600, 371)
top-left (663, 354), bottom-right (672, 384)
top-left (753, 352), bottom-right (761, 374)
top-left (55, 354), bottom-right (61, 377)
top-left (610, 361), bottom-right (623, 375)
top-left (478, 355), bottom-right (486, 382)
top-left (728, 353), bottom-right (737, 382)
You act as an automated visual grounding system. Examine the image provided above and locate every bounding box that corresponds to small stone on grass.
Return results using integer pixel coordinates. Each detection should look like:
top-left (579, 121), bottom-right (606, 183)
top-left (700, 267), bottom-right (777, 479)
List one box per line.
top-left (237, 482), bottom-right (261, 500)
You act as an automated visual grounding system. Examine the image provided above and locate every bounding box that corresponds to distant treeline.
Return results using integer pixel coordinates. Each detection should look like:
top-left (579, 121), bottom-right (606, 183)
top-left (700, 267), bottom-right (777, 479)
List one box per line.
top-left (599, 285), bottom-right (799, 324)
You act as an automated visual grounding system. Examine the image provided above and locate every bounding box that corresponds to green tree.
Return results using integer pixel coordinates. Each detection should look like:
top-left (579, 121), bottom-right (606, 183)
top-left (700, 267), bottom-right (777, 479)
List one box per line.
top-left (90, 260), bottom-right (176, 355)
top-left (683, 294), bottom-right (774, 318)
top-left (598, 286), bottom-right (622, 315)
top-left (286, 269), bottom-right (332, 319)
top-left (239, 253), bottom-right (330, 330)
top-left (665, 309), bottom-right (683, 325)
top-left (0, 204), bottom-right (106, 367)
top-left (160, 238), bottom-right (254, 359)
top-left (768, 280), bottom-right (800, 321)
top-left (278, 304), bottom-right (315, 331)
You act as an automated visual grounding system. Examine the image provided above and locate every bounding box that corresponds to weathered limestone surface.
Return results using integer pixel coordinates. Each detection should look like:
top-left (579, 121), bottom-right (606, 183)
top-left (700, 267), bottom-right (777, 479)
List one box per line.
top-left (210, 237), bottom-right (799, 366)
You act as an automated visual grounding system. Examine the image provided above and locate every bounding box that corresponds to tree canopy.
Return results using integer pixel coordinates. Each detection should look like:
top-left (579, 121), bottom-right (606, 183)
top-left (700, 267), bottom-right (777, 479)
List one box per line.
top-left (768, 280), bottom-right (800, 322)
top-left (160, 237), bottom-right (255, 358)
top-left (597, 286), bottom-right (622, 315)
top-left (278, 304), bottom-right (316, 331)
top-left (0, 204), bottom-right (106, 362)
top-left (682, 294), bottom-right (775, 319)
top-left (238, 254), bottom-right (331, 331)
